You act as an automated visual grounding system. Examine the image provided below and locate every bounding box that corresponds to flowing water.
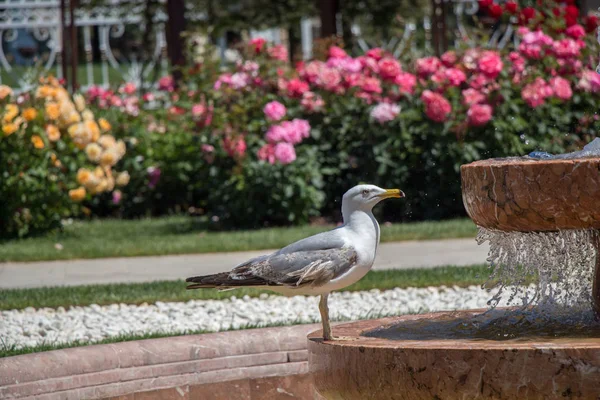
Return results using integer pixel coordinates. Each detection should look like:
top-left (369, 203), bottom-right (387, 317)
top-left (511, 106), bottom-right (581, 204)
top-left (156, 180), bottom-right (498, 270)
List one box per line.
top-left (367, 228), bottom-right (600, 341)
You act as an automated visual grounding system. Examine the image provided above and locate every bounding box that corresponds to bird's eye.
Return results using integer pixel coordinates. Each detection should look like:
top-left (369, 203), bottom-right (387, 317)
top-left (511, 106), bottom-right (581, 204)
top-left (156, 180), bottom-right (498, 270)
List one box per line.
top-left (362, 189), bottom-right (370, 196)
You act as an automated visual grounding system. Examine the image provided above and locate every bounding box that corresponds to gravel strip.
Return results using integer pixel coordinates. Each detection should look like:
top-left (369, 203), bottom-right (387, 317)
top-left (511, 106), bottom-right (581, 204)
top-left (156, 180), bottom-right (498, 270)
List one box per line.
top-left (1, 285), bottom-right (522, 349)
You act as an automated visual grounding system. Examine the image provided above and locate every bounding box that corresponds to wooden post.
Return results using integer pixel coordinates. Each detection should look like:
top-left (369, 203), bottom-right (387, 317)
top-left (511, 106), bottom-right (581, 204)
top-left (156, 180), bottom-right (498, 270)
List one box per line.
top-left (166, 0), bottom-right (186, 85)
top-left (318, 0), bottom-right (339, 38)
top-left (60, 0), bottom-right (68, 84)
top-left (431, 0), bottom-right (448, 56)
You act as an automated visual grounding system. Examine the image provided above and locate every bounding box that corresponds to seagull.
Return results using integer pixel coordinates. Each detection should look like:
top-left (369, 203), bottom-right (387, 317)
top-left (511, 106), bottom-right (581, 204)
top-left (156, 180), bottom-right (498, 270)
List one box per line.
top-left (185, 184), bottom-right (405, 340)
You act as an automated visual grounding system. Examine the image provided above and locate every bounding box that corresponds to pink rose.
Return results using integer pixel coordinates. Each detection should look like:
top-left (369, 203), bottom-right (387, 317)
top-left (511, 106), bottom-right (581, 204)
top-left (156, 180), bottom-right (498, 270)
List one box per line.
top-left (300, 61), bottom-right (322, 83)
top-left (285, 78), bottom-right (309, 98)
top-left (158, 75), bottom-right (174, 92)
top-left (421, 90), bottom-right (452, 123)
top-left (328, 46), bottom-right (347, 59)
top-left (274, 142), bottom-right (296, 164)
top-left (365, 48), bottom-right (384, 60)
top-left (192, 104), bottom-right (206, 118)
top-left (249, 38), bottom-right (266, 54)
top-left (201, 144), bottom-right (215, 153)
top-left (469, 74), bottom-right (492, 90)
top-left (230, 72), bottom-right (250, 89)
top-left (301, 91), bottom-right (325, 112)
top-left (223, 136), bottom-right (247, 158)
top-left (467, 104), bottom-right (493, 127)
top-left (263, 101), bottom-right (287, 121)
top-left (509, 52), bottom-right (526, 73)
top-left (268, 45), bottom-right (288, 61)
top-left (415, 57), bottom-right (441, 77)
top-left (378, 57), bottom-right (402, 81)
top-left (441, 51), bottom-right (458, 67)
top-left (394, 72), bottom-right (417, 94)
top-left (577, 70), bottom-right (600, 93)
top-left (361, 77), bottom-right (382, 93)
top-left (370, 103), bottom-right (401, 124)
top-left (552, 38), bottom-right (582, 58)
top-left (120, 82), bottom-right (136, 95)
top-left (290, 119), bottom-right (311, 140)
top-left (317, 67), bottom-right (343, 92)
top-left (112, 190), bottom-right (122, 205)
top-left (565, 24), bottom-right (586, 40)
top-left (265, 124), bottom-right (287, 143)
top-left (549, 77), bottom-right (573, 100)
top-left (359, 56), bottom-right (380, 74)
top-left (521, 78), bottom-right (552, 108)
top-left (478, 51), bottom-right (503, 78)
top-left (258, 143), bottom-right (276, 164)
top-left (462, 88), bottom-right (486, 106)
top-left (433, 68), bottom-right (467, 87)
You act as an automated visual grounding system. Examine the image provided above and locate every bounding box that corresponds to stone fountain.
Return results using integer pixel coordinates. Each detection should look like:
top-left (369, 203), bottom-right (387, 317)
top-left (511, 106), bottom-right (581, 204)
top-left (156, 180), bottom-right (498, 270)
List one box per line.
top-left (308, 141), bottom-right (600, 399)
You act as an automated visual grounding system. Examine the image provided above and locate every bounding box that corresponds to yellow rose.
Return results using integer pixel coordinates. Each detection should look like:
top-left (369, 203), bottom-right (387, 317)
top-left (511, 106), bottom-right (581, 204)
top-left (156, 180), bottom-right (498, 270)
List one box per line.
top-left (83, 175), bottom-right (99, 190)
top-left (100, 149), bottom-right (117, 167)
top-left (3, 104), bottom-right (19, 122)
top-left (0, 85), bottom-right (13, 100)
top-left (94, 166), bottom-right (105, 178)
top-left (82, 109), bottom-right (94, 121)
top-left (95, 179), bottom-right (108, 193)
top-left (50, 153), bottom-right (62, 168)
top-left (106, 176), bottom-right (115, 191)
top-left (46, 124), bottom-right (60, 141)
top-left (2, 123), bottom-right (17, 136)
top-left (68, 187), bottom-right (86, 202)
top-left (98, 118), bottom-right (111, 132)
top-left (97, 134), bottom-right (116, 149)
top-left (77, 168), bottom-right (91, 185)
top-left (22, 107), bottom-right (38, 121)
top-left (31, 135), bottom-right (45, 149)
top-left (36, 85), bottom-right (54, 99)
top-left (85, 120), bottom-right (100, 142)
top-left (85, 143), bottom-right (102, 162)
top-left (115, 171), bottom-right (130, 186)
top-left (45, 102), bottom-right (60, 120)
top-left (73, 94), bottom-right (86, 112)
top-left (115, 140), bottom-right (126, 158)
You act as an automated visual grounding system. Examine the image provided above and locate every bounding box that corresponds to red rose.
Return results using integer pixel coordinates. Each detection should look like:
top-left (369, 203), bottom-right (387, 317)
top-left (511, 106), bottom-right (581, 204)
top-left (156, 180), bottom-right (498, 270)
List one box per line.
top-left (488, 4), bottom-right (503, 18)
top-left (521, 7), bottom-right (536, 20)
top-left (478, 0), bottom-right (493, 8)
top-left (552, 7), bottom-right (561, 17)
top-left (584, 15), bottom-right (599, 33)
top-left (565, 5), bottom-right (579, 18)
top-left (564, 14), bottom-right (577, 27)
top-left (505, 1), bottom-right (518, 14)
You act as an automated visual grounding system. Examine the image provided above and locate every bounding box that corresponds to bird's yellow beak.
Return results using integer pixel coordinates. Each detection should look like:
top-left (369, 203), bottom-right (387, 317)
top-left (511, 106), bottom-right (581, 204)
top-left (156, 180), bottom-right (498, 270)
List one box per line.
top-left (378, 189), bottom-right (405, 199)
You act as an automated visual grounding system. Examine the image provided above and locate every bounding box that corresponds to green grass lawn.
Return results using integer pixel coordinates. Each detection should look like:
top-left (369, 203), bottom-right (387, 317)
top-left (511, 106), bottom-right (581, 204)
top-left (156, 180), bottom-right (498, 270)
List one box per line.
top-left (0, 264), bottom-right (490, 310)
top-left (0, 216), bottom-right (477, 262)
top-left (0, 264), bottom-right (492, 358)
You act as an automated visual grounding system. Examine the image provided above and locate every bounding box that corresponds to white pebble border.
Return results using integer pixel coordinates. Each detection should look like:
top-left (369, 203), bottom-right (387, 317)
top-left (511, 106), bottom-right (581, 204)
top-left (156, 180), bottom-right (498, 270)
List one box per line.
top-left (1, 285), bottom-right (529, 349)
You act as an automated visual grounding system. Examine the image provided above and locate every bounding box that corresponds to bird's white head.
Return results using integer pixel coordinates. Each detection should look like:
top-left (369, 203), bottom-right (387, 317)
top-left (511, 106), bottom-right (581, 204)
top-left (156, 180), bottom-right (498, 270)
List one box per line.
top-left (341, 184), bottom-right (405, 217)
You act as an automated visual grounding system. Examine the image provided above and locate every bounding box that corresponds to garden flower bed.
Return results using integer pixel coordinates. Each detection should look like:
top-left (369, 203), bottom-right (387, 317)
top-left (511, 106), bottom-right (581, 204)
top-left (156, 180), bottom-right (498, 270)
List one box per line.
top-left (1, 0), bottom-right (598, 238)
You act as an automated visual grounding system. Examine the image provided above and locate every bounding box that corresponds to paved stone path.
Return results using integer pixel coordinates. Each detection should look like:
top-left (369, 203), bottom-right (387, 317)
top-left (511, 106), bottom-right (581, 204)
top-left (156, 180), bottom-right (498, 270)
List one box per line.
top-left (0, 238), bottom-right (489, 289)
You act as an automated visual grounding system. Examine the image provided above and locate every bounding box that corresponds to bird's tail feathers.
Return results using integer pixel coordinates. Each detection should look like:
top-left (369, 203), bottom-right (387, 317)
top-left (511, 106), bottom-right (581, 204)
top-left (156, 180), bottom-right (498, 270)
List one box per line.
top-left (185, 272), bottom-right (270, 290)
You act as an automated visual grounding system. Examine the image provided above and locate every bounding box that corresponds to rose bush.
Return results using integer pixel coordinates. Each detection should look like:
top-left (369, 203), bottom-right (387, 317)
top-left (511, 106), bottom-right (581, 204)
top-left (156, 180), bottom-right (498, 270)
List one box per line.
top-left (4, 0), bottom-right (597, 237)
top-left (0, 78), bottom-right (129, 238)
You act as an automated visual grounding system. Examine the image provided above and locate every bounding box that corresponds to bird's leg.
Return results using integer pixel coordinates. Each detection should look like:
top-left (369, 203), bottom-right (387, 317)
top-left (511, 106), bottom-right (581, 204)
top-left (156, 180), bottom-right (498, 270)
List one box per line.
top-left (319, 293), bottom-right (333, 341)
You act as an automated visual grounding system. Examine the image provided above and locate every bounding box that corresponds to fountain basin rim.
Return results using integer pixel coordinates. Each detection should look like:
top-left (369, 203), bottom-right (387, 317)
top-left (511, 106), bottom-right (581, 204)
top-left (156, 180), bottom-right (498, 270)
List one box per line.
top-left (461, 156), bottom-right (600, 169)
top-left (308, 309), bottom-right (600, 350)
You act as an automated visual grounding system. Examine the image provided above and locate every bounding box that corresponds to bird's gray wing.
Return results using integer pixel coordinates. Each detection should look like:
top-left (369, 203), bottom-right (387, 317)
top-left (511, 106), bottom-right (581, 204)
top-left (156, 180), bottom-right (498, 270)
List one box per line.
top-left (231, 246), bottom-right (358, 288)
top-left (186, 229), bottom-right (357, 290)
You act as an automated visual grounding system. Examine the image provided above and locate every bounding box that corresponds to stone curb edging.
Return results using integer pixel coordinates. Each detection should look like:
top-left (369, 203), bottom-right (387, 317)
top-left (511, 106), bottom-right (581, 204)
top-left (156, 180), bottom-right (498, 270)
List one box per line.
top-left (0, 324), bottom-right (321, 400)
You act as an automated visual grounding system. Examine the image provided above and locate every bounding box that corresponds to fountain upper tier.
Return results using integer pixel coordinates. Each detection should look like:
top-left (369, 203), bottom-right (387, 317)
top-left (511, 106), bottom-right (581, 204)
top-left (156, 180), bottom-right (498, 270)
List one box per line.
top-left (461, 157), bottom-right (600, 232)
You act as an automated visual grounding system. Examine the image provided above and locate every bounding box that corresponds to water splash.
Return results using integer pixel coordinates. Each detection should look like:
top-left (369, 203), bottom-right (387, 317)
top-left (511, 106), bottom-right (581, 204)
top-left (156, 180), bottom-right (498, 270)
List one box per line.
top-left (478, 227), bottom-right (596, 311)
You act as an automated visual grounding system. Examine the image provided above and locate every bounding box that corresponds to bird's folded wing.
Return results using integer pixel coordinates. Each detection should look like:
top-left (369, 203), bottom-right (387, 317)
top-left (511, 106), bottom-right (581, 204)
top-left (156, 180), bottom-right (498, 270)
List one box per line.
top-left (231, 245), bottom-right (358, 288)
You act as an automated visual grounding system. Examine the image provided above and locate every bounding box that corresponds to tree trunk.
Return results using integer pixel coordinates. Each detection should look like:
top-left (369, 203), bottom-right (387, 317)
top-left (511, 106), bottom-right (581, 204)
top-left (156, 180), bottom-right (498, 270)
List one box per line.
top-left (166, 0), bottom-right (187, 85)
